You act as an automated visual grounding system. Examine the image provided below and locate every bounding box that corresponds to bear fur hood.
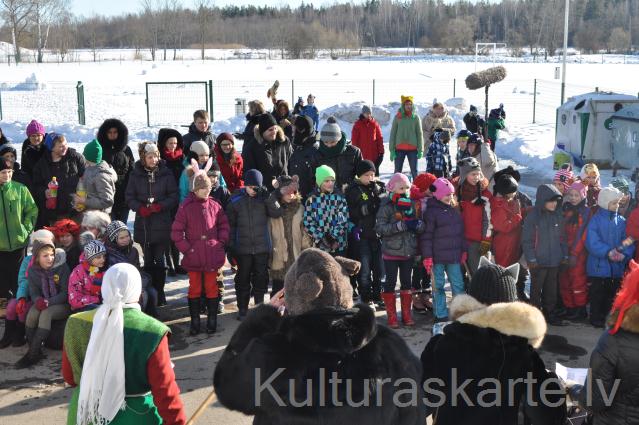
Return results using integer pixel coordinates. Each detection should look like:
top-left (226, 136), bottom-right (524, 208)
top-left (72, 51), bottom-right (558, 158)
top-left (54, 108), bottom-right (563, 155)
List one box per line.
top-left (449, 294), bottom-right (547, 348)
top-left (253, 124), bottom-right (287, 145)
top-left (608, 304), bottom-right (639, 334)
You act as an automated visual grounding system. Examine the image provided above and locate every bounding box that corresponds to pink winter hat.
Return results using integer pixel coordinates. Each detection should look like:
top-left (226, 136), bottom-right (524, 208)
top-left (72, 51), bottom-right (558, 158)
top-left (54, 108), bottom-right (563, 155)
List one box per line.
top-left (431, 177), bottom-right (455, 201)
top-left (26, 120), bottom-right (45, 137)
top-left (387, 173), bottom-right (411, 192)
top-left (567, 181), bottom-right (587, 200)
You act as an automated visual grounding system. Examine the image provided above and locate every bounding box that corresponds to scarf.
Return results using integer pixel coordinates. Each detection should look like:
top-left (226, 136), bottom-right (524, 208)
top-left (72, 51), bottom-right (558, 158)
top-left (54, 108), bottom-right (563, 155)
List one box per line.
top-left (82, 260), bottom-right (106, 293)
top-left (391, 192), bottom-right (415, 221)
top-left (77, 263), bottom-right (142, 425)
top-left (163, 148), bottom-right (183, 162)
top-left (563, 200), bottom-right (586, 225)
top-left (41, 267), bottom-right (61, 299)
top-left (460, 180), bottom-right (486, 206)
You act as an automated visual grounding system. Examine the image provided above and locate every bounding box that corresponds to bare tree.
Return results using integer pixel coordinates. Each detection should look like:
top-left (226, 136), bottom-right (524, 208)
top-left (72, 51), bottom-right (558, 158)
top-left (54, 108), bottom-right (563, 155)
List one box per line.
top-left (194, 0), bottom-right (212, 60)
top-left (140, 0), bottom-right (161, 60)
top-left (1, 0), bottom-right (35, 63)
top-left (32, 0), bottom-right (69, 62)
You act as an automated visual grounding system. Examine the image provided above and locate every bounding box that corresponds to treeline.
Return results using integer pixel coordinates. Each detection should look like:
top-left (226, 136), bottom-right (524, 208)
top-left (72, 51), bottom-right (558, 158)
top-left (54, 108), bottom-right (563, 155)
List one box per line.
top-left (1, 0), bottom-right (637, 62)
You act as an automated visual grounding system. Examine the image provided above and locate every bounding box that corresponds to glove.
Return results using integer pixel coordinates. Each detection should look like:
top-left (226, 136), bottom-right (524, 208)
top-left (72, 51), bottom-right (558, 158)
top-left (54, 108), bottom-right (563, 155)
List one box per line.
top-left (608, 249), bottom-right (625, 262)
top-left (256, 186), bottom-right (269, 197)
top-left (405, 219), bottom-right (424, 233)
top-left (461, 252), bottom-right (468, 265)
top-left (138, 205), bottom-right (153, 218)
top-left (35, 298), bottom-right (49, 311)
top-left (396, 221), bottom-right (407, 232)
top-left (149, 203), bottom-right (162, 213)
top-left (417, 151), bottom-right (423, 159)
top-left (360, 204), bottom-right (370, 217)
top-left (352, 226), bottom-right (362, 242)
top-left (422, 258), bottom-right (433, 274)
top-left (390, 150), bottom-right (396, 161)
top-left (15, 298), bottom-right (28, 315)
top-left (479, 240), bottom-right (491, 256)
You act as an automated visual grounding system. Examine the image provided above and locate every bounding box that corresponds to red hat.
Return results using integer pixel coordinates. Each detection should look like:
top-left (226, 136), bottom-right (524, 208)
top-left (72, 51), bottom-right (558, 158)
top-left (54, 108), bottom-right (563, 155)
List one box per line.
top-left (610, 260), bottom-right (639, 335)
top-left (45, 219), bottom-right (81, 238)
top-left (413, 173), bottom-right (437, 193)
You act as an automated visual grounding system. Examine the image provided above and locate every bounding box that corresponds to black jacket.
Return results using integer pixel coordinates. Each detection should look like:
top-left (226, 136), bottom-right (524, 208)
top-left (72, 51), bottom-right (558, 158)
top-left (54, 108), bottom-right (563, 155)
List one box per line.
top-left (214, 304), bottom-right (426, 425)
top-left (463, 113), bottom-right (486, 135)
top-left (345, 179), bottom-right (386, 240)
top-left (243, 125), bottom-right (292, 191)
top-left (11, 161), bottom-right (32, 192)
top-left (571, 305), bottom-right (639, 425)
top-left (210, 184), bottom-right (231, 210)
top-left (157, 128), bottom-right (185, 186)
top-left (125, 161), bottom-right (179, 246)
top-left (225, 189), bottom-right (281, 255)
top-left (288, 135), bottom-right (320, 199)
top-left (21, 139), bottom-right (46, 179)
top-left (421, 295), bottom-right (566, 425)
top-left (97, 119), bottom-right (135, 214)
top-left (314, 132), bottom-right (362, 192)
top-left (182, 122), bottom-right (216, 154)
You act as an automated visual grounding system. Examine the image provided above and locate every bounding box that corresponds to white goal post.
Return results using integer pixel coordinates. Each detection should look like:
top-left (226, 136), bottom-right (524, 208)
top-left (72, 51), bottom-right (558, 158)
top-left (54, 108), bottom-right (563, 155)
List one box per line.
top-left (475, 42), bottom-right (508, 70)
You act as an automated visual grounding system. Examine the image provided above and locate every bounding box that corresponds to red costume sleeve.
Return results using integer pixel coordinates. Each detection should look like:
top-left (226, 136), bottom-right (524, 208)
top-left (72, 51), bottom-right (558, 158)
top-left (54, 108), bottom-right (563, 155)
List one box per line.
top-left (147, 336), bottom-right (187, 425)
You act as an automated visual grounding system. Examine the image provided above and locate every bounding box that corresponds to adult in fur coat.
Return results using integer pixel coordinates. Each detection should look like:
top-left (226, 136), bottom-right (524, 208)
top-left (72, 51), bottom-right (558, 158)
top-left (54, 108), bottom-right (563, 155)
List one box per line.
top-left (420, 257), bottom-right (567, 425)
top-left (214, 248), bottom-right (426, 425)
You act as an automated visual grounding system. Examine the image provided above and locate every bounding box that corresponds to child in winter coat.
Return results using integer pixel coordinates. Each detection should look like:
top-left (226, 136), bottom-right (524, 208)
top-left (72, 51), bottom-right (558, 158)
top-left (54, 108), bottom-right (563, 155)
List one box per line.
top-left (73, 139), bottom-right (117, 214)
top-left (466, 133), bottom-right (497, 186)
top-left (45, 219), bottom-right (82, 271)
top-left (490, 174), bottom-right (523, 268)
top-left (268, 175), bottom-right (309, 295)
top-left (611, 176), bottom-right (632, 217)
top-left (559, 182), bottom-right (592, 320)
top-left (208, 161), bottom-right (231, 210)
top-left (18, 235), bottom-right (71, 368)
top-left (586, 186), bottom-right (635, 327)
top-left (580, 163), bottom-right (601, 208)
top-left (426, 130), bottom-right (453, 178)
top-left (486, 104), bottom-right (506, 151)
top-left (522, 183), bottom-right (568, 325)
top-left (304, 165), bottom-right (350, 256)
top-left (376, 172), bottom-right (425, 328)
top-left (345, 160), bottom-right (386, 308)
top-left (552, 163), bottom-right (575, 195)
top-left (215, 133), bottom-right (243, 193)
top-left (180, 140), bottom-right (212, 203)
top-left (226, 169), bottom-right (281, 320)
top-left (420, 178), bottom-right (466, 322)
top-left (68, 240), bottom-right (107, 312)
top-left (455, 157), bottom-right (493, 273)
top-left (453, 129), bottom-right (472, 177)
top-left (300, 94), bottom-right (319, 130)
top-left (172, 167), bottom-right (230, 334)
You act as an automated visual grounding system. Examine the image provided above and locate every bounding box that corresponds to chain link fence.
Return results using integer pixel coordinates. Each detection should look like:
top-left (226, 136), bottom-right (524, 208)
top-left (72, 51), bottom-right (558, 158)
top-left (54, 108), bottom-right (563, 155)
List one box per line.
top-left (0, 80), bottom-right (85, 124)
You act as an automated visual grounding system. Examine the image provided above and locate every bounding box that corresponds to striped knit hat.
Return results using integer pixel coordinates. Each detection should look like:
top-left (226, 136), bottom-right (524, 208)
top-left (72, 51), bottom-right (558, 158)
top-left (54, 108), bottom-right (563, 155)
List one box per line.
top-left (106, 220), bottom-right (129, 243)
top-left (84, 240), bottom-right (106, 262)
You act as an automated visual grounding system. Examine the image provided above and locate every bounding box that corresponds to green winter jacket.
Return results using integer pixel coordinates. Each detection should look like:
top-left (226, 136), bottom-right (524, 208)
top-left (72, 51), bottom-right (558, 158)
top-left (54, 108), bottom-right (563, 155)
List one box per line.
top-left (487, 117), bottom-right (506, 144)
top-left (0, 181), bottom-right (37, 252)
top-left (389, 106), bottom-right (424, 160)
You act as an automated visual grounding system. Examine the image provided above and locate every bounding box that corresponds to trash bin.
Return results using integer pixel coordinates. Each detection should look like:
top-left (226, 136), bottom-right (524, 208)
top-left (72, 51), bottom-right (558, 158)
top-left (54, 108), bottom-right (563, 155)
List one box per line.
top-left (235, 98), bottom-right (247, 116)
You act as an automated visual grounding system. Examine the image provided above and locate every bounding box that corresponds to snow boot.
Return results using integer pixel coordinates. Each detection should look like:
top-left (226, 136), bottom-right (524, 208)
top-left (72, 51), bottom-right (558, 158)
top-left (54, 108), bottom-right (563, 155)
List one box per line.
top-left (381, 292), bottom-right (399, 329)
top-left (420, 291), bottom-right (434, 311)
top-left (0, 318), bottom-right (16, 349)
top-left (206, 298), bottom-right (219, 334)
top-left (188, 298), bottom-right (201, 336)
top-left (16, 328), bottom-right (49, 369)
top-left (237, 291), bottom-right (250, 321)
top-left (400, 290), bottom-right (415, 326)
top-left (412, 290), bottom-right (427, 314)
top-left (12, 321), bottom-right (26, 347)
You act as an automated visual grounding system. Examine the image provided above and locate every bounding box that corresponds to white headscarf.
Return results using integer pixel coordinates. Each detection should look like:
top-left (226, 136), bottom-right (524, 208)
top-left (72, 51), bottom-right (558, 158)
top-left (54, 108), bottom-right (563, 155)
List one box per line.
top-left (77, 263), bottom-right (142, 425)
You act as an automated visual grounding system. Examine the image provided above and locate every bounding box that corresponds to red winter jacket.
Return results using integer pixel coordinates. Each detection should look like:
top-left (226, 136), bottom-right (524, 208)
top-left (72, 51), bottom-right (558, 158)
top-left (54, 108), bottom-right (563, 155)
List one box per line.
top-left (456, 179), bottom-right (493, 243)
top-left (171, 193), bottom-right (230, 272)
top-left (559, 203), bottom-right (591, 308)
top-left (214, 145), bottom-right (244, 193)
top-left (351, 116), bottom-right (384, 162)
top-left (490, 196), bottom-right (522, 267)
top-left (627, 207), bottom-right (639, 263)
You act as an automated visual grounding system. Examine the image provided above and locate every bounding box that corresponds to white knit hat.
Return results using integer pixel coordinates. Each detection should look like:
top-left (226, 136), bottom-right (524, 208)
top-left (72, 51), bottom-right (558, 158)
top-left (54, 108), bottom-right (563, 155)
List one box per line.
top-left (190, 140), bottom-right (209, 157)
top-left (597, 186), bottom-right (623, 210)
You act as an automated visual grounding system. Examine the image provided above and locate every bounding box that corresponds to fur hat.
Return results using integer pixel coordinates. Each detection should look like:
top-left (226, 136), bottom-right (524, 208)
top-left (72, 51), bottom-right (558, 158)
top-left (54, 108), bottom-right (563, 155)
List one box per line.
top-left (193, 174), bottom-right (212, 192)
top-left (284, 248), bottom-right (360, 316)
top-left (190, 140), bottom-right (209, 157)
top-left (355, 160), bottom-right (376, 177)
top-left (81, 210), bottom-right (111, 237)
top-left (187, 158), bottom-right (214, 192)
top-left (431, 178), bottom-right (455, 201)
top-left (138, 141), bottom-right (160, 158)
top-left (413, 173), bottom-right (437, 193)
top-left (244, 169), bottom-right (263, 187)
top-left (106, 220), bottom-right (129, 243)
top-left (273, 175), bottom-right (299, 196)
top-left (45, 219), bottom-right (81, 238)
top-left (84, 240), bottom-right (106, 262)
top-left (26, 120), bottom-right (45, 137)
top-left (598, 186), bottom-right (623, 211)
top-left (468, 257), bottom-right (519, 305)
top-left (320, 117), bottom-right (341, 143)
top-left (493, 166), bottom-right (521, 183)
top-left (494, 174), bottom-right (519, 196)
top-left (30, 229), bottom-right (55, 247)
top-left (387, 172), bottom-right (411, 193)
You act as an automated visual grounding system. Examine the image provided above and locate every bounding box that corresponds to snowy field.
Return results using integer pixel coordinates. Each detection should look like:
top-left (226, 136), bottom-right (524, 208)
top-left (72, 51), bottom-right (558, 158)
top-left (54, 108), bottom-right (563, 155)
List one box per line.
top-left (0, 53), bottom-right (638, 189)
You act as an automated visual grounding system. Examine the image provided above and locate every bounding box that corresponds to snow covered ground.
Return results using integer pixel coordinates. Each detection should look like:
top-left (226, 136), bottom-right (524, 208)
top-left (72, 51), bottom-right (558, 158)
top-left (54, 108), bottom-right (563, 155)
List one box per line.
top-left (0, 55), bottom-right (637, 189)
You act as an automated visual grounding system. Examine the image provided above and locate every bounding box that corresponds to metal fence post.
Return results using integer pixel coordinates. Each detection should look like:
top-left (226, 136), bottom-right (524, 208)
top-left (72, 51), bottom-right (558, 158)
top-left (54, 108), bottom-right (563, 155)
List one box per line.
top-left (145, 82), bottom-right (150, 127)
top-left (76, 81), bottom-right (85, 125)
top-left (0, 90), bottom-right (3, 121)
top-left (453, 78), bottom-right (456, 98)
top-left (208, 80), bottom-right (214, 122)
top-left (532, 79), bottom-right (537, 124)
top-left (372, 79), bottom-right (375, 105)
top-left (291, 79), bottom-right (295, 106)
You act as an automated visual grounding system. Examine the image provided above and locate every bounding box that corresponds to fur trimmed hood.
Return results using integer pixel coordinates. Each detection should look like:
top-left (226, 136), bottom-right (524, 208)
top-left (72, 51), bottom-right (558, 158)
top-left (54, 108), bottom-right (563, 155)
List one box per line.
top-left (97, 118), bottom-right (129, 152)
top-left (450, 294), bottom-right (547, 348)
top-left (608, 304), bottom-right (639, 334)
top-left (253, 124), bottom-right (286, 144)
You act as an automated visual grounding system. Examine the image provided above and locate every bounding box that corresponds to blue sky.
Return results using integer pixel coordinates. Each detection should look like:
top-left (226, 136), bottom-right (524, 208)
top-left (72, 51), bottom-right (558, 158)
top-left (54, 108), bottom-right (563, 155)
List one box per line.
top-left (72, 0), bottom-right (495, 18)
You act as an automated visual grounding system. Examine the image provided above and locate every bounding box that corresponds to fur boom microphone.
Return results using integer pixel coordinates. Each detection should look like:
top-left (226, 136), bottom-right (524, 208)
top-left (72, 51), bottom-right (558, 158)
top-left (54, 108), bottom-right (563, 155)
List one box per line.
top-left (465, 66), bottom-right (507, 90)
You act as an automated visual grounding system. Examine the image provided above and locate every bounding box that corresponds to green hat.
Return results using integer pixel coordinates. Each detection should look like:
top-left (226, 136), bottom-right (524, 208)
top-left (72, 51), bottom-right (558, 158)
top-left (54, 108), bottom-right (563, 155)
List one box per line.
top-left (315, 165), bottom-right (336, 187)
top-left (611, 176), bottom-right (630, 195)
top-left (83, 139), bottom-right (103, 164)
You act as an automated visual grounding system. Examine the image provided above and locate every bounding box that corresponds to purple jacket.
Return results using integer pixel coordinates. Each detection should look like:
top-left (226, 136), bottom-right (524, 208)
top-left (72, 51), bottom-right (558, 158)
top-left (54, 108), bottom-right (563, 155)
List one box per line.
top-left (171, 193), bottom-right (230, 272)
top-left (420, 197), bottom-right (466, 264)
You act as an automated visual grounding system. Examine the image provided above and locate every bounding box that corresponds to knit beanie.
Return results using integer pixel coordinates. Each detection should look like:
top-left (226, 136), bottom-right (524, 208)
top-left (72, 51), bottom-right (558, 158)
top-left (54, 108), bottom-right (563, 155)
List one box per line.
top-left (190, 140), bottom-right (209, 157)
top-left (30, 229), bottom-right (55, 246)
top-left (467, 257), bottom-right (519, 305)
top-left (32, 234), bottom-right (56, 259)
top-left (458, 157), bottom-right (482, 184)
top-left (413, 173), bottom-right (437, 193)
top-left (45, 219), bottom-right (81, 238)
top-left (244, 169), bottom-right (263, 187)
top-left (294, 115), bottom-right (313, 137)
top-left (43, 132), bottom-right (62, 151)
top-left (258, 113), bottom-right (278, 137)
top-left (315, 165), bottom-right (336, 187)
top-left (553, 165), bottom-right (574, 192)
top-left (106, 220), bottom-right (129, 243)
top-left (467, 133), bottom-right (484, 146)
top-left (83, 139), bottom-right (103, 164)
top-left (355, 160), bottom-right (376, 177)
top-left (26, 120), bottom-right (45, 137)
top-left (494, 174), bottom-right (519, 196)
top-left (611, 176), bottom-right (631, 195)
top-left (320, 117), bottom-right (342, 143)
top-left (387, 172), bottom-right (411, 193)
top-left (469, 105), bottom-right (478, 113)
top-left (431, 178), bottom-right (455, 201)
top-left (84, 240), bottom-right (106, 262)
top-left (192, 173), bottom-right (212, 192)
top-left (216, 132), bottom-right (235, 148)
top-left (273, 175), bottom-right (299, 196)
top-left (0, 144), bottom-right (17, 158)
top-left (361, 105), bottom-right (372, 115)
top-left (597, 186), bottom-right (623, 211)
top-left (567, 181), bottom-right (587, 200)
top-left (138, 141), bottom-right (160, 158)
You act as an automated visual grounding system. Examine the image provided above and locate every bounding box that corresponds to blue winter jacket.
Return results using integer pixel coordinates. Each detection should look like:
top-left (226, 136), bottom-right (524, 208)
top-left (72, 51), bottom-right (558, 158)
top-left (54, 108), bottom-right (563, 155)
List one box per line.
top-left (301, 105), bottom-right (319, 131)
top-left (586, 208), bottom-right (634, 278)
top-left (16, 254), bottom-right (32, 299)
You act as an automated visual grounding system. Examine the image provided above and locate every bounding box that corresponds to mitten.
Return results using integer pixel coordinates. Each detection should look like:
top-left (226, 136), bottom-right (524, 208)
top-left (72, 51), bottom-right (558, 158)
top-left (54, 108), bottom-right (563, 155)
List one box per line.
top-left (390, 150), bottom-right (396, 161)
top-left (479, 240), bottom-right (491, 256)
top-left (405, 219), bottom-right (423, 232)
top-left (138, 206), bottom-right (153, 218)
top-left (422, 258), bottom-right (433, 274)
top-left (35, 298), bottom-right (49, 311)
top-left (608, 249), bottom-right (625, 262)
top-left (15, 298), bottom-right (28, 315)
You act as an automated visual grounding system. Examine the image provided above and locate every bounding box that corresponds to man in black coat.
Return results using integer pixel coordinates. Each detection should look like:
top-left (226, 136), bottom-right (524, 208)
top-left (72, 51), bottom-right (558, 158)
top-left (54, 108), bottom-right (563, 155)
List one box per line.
top-left (314, 117), bottom-right (362, 193)
top-left (463, 105), bottom-right (486, 136)
top-left (214, 248), bottom-right (426, 425)
top-left (97, 118), bottom-right (135, 223)
top-left (182, 109), bottom-right (216, 154)
top-left (288, 115), bottom-right (320, 199)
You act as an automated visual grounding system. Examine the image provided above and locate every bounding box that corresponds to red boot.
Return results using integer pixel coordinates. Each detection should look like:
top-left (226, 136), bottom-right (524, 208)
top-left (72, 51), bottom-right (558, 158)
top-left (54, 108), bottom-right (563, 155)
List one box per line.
top-left (381, 292), bottom-right (399, 329)
top-left (400, 290), bottom-right (415, 326)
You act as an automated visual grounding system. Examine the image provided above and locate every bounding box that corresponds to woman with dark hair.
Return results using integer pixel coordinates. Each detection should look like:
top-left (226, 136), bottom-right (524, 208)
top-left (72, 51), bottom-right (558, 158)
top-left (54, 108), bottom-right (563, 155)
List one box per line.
top-left (214, 132), bottom-right (243, 193)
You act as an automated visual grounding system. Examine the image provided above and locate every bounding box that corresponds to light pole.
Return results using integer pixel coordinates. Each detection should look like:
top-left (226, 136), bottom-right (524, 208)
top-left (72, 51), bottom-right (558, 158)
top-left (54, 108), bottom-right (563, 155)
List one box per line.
top-left (561, 0), bottom-right (570, 105)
